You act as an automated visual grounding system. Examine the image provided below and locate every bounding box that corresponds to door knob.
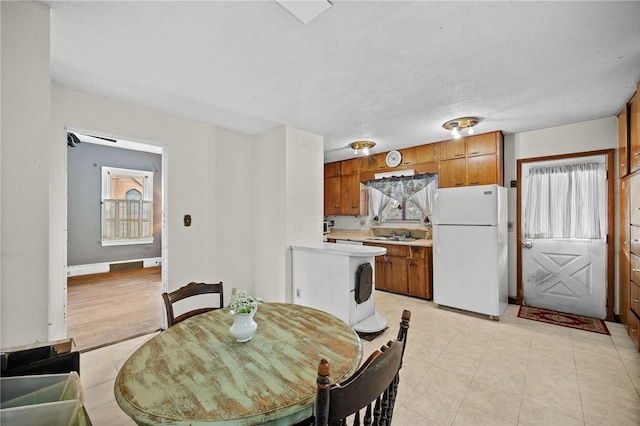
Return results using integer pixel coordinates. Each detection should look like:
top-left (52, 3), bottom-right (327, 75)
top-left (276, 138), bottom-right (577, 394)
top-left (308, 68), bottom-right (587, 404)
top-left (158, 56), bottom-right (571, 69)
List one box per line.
top-left (522, 241), bottom-right (533, 249)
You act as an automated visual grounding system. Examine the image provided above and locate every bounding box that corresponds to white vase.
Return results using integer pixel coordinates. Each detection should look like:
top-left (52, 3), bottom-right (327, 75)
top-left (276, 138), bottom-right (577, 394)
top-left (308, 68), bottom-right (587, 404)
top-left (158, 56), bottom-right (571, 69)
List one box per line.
top-left (229, 309), bottom-right (258, 342)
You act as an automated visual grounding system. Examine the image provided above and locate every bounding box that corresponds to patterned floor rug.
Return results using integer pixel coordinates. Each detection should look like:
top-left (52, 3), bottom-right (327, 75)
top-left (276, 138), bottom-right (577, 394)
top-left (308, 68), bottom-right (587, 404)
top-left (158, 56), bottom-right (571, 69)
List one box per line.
top-left (518, 306), bottom-right (610, 335)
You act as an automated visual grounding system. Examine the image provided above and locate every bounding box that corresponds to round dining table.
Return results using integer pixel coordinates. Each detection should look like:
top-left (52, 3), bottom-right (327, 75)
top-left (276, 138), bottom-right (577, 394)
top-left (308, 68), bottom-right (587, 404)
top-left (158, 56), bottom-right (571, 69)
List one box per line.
top-left (114, 303), bottom-right (363, 425)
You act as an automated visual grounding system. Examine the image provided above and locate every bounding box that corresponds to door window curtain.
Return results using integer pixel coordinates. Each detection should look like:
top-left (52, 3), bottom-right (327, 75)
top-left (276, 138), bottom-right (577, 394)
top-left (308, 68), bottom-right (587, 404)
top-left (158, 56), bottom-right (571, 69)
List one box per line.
top-left (524, 162), bottom-right (602, 239)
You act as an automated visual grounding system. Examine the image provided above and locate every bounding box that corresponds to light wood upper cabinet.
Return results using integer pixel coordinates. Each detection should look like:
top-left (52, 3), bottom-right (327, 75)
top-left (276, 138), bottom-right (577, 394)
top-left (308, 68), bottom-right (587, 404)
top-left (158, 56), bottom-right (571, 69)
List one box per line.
top-left (440, 138), bottom-right (466, 160)
top-left (360, 155), bottom-right (378, 171)
top-left (339, 174), bottom-right (367, 216)
top-left (438, 131), bottom-right (503, 188)
top-left (324, 162), bottom-right (340, 178)
top-left (340, 158), bottom-right (360, 175)
top-left (467, 154), bottom-right (498, 186)
top-left (324, 175), bottom-right (341, 216)
top-left (372, 153), bottom-right (388, 170)
top-left (439, 158), bottom-right (466, 187)
top-left (415, 143), bottom-right (439, 163)
top-left (400, 147), bottom-right (418, 166)
top-left (466, 132), bottom-right (498, 157)
top-left (630, 87), bottom-right (640, 173)
top-left (619, 105), bottom-right (629, 178)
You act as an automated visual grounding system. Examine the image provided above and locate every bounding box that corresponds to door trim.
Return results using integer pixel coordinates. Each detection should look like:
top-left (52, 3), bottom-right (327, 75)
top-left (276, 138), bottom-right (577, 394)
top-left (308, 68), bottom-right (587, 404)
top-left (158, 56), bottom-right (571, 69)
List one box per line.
top-left (516, 149), bottom-right (615, 321)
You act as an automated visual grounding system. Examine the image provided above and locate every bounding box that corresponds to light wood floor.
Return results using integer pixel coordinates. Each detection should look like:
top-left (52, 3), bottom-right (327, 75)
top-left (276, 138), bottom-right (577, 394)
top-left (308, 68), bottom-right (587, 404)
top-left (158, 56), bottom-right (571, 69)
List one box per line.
top-left (67, 267), bottom-right (163, 352)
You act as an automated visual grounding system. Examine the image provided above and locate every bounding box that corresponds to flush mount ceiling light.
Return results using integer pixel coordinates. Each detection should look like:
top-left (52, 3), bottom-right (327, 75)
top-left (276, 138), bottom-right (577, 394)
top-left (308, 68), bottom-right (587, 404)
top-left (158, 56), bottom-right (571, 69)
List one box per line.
top-left (351, 140), bottom-right (376, 156)
top-left (442, 117), bottom-right (481, 139)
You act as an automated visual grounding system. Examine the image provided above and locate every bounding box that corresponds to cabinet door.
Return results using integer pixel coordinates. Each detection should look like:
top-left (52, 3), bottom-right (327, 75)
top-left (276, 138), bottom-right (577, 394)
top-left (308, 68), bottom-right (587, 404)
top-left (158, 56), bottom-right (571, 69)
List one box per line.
top-left (373, 153), bottom-right (388, 170)
top-left (400, 147), bottom-right (418, 166)
top-left (630, 88), bottom-right (640, 173)
top-left (385, 255), bottom-right (408, 294)
top-left (631, 280), bottom-right (640, 318)
top-left (324, 162), bottom-right (340, 178)
top-left (632, 226), bottom-right (640, 257)
top-left (628, 312), bottom-right (640, 351)
top-left (407, 257), bottom-right (427, 298)
top-left (466, 133), bottom-right (497, 157)
top-left (360, 155), bottom-right (376, 171)
top-left (631, 174), bottom-right (640, 226)
top-left (324, 176), bottom-right (341, 216)
top-left (620, 179), bottom-right (631, 325)
top-left (340, 158), bottom-right (360, 175)
top-left (619, 106), bottom-right (629, 178)
top-left (340, 174), bottom-right (367, 215)
top-left (467, 154), bottom-right (498, 186)
top-left (439, 158), bottom-right (466, 188)
top-left (440, 139), bottom-right (466, 161)
top-left (415, 143), bottom-right (438, 163)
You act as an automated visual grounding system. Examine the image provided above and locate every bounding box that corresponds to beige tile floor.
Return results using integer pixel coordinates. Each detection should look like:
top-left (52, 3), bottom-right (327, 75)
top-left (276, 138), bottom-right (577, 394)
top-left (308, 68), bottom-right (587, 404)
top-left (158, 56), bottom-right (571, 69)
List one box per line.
top-left (80, 291), bottom-right (640, 425)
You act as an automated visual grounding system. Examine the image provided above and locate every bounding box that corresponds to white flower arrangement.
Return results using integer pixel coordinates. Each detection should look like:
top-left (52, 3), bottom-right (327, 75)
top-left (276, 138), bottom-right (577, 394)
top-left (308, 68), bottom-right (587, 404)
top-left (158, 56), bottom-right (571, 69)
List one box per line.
top-left (228, 290), bottom-right (262, 315)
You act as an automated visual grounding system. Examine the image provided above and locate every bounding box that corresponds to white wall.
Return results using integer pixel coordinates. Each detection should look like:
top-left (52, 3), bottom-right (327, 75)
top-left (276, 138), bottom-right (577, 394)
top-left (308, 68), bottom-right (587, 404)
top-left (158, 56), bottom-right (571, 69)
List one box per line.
top-left (284, 126), bottom-right (324, 300)
top-left (1, 1), bottom-right (324, 347)
top-left (1, 1), bottom-right (51, 348)
top-left (50, 85), bottom-right (262, 334)
top-left (253, 126), bottom-right (324, 303)
top-left (504, 117), bottom-right (618, 303)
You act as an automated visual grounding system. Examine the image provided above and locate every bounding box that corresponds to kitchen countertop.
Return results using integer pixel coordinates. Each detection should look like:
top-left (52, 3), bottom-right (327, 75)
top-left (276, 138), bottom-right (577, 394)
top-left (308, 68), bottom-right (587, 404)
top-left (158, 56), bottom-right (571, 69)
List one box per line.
top-left (291, 242), bottom-right (387, 256)
top-left (325, 229), bottom-right (433, 247)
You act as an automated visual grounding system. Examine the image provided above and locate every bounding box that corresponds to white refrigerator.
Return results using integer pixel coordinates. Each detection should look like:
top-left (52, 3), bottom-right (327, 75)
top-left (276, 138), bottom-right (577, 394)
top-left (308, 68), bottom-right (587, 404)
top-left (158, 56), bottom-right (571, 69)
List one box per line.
top-left (432, 184), bottom-right (508, 317)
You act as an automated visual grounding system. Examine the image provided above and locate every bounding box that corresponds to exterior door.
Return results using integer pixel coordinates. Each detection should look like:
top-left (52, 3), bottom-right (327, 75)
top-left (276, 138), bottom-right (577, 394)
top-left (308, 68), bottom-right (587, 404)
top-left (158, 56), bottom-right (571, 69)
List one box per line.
top-left (520, 155), bottom-right (608, 319)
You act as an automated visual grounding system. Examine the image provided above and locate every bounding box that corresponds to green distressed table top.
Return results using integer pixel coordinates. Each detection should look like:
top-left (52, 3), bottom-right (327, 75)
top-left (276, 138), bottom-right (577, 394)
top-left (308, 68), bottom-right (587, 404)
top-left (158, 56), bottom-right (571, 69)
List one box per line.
top-left (114, 303), bottom-right (363, 425)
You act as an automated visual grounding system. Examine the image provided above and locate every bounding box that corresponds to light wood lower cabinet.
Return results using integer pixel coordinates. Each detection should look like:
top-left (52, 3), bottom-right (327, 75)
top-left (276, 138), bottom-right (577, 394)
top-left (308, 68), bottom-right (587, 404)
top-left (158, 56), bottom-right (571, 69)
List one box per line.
top-left (626, 173), bottom-right (640, 351)
top-left (620, 179), bottom-right (630, 326)
top-left (364, 243), bottom-right (432, 300)
top-left (407, 246), bottom-right (433, 299)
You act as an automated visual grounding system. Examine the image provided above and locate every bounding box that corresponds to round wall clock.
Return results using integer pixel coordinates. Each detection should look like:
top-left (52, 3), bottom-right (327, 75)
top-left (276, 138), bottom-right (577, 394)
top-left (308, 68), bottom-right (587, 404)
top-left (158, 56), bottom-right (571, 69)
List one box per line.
top-left (385, 150), bottom-right (402, 168)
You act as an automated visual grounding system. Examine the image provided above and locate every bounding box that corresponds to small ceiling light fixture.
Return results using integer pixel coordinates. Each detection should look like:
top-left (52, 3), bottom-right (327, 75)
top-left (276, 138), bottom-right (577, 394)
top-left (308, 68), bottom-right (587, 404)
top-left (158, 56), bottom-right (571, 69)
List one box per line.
top-left (350, 140), bottom-right (376, 156)
top-left (442, 117), bottom-right (480, 139)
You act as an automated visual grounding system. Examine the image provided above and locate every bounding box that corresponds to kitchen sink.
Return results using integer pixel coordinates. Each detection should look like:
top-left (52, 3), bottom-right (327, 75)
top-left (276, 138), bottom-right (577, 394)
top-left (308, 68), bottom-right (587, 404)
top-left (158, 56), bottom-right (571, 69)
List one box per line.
top-left (367, 236), bottom-right (417, 242)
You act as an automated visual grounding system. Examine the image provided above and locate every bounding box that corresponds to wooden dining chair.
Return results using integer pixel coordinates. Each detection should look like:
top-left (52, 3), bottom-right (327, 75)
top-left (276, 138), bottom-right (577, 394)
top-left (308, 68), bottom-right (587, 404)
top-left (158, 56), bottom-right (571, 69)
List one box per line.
top-left (162, 281), bottom-right (224, 327)
top-left (313, 309), bottom-right (411, 426)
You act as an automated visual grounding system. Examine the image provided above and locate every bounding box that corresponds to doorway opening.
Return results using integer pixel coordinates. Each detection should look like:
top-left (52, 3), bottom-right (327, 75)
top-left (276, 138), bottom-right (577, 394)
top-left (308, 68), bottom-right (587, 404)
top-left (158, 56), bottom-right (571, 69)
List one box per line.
top-left (516, 149), bottom-right (615, 321)
top-left (65, 130), bottom-right (166, 351)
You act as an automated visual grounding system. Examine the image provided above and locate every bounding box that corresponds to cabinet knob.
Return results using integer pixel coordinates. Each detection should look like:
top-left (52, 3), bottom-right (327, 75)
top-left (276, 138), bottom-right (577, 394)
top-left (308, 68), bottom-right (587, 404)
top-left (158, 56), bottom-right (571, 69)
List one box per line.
top-left (633, 298), bottom-right (639, 302)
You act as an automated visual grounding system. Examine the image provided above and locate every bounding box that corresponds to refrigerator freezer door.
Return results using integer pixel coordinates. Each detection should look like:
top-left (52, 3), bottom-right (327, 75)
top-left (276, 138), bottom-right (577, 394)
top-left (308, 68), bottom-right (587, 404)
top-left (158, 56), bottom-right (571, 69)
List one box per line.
top-left (433, 224), bottom-right (508, 316)
top-left (434, 184), bottom-right (502, 226)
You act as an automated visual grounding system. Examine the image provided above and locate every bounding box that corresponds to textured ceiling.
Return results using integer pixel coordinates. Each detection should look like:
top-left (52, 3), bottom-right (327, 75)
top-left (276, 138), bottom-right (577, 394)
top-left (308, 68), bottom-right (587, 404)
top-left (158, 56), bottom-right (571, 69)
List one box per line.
top-left (42, 1), bottom-right (640, 162)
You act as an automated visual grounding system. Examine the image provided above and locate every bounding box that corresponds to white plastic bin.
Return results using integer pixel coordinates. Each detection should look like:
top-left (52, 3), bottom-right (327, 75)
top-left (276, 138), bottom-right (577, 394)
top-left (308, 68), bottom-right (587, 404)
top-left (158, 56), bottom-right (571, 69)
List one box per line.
top-left (1, 372), bottom-right (83, 426)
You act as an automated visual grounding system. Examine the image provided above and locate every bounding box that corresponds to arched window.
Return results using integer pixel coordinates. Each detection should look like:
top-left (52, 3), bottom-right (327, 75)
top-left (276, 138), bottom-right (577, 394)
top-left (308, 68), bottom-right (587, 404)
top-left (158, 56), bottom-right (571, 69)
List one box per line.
top-left (125, 189), bottom-right (142, 200)
top-left (101, 166), bottom-right (153, 246)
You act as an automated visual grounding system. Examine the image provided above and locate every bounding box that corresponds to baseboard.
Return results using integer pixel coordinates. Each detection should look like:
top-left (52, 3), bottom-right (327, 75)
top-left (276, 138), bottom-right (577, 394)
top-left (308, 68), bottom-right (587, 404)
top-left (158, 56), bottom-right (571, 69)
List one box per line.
top-left (67, 257), bottom-right (162, 277)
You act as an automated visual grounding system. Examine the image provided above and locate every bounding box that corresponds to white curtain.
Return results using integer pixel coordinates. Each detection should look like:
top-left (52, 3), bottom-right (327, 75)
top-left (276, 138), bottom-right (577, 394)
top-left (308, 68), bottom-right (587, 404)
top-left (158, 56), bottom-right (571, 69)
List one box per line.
top-left (524, 162), bottom-right (601, 239)
top-left (408, 179), bottom-right (437, 223)
top-left (368, 188), bottom-right (392, 224)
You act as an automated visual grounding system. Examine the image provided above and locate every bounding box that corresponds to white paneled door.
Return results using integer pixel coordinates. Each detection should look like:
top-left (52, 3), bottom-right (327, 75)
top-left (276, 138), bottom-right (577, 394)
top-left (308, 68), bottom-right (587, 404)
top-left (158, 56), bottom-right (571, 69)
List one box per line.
top-left (520, 155), bottom-right (607, 319)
